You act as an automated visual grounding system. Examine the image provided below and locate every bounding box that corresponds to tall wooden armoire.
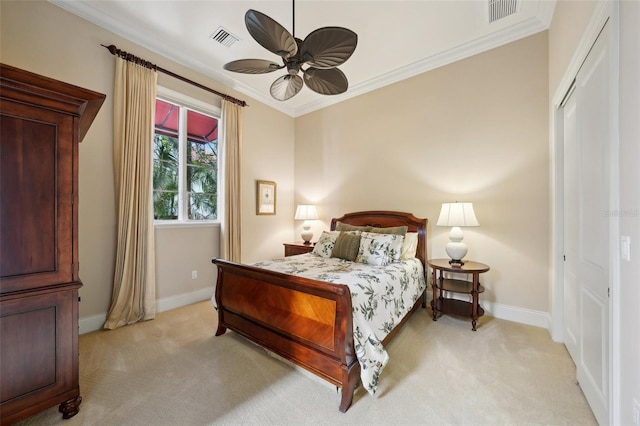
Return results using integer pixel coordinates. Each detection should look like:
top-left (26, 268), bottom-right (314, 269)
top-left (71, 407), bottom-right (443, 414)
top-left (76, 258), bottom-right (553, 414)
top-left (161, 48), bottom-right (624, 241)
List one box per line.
top-left (0, 64), bottom-right (105, 424)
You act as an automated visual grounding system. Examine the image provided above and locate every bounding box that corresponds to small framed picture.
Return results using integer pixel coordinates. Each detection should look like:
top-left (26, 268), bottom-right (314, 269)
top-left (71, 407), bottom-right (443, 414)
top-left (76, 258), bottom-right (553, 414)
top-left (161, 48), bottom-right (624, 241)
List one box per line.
top-left (256, 180), bottom-right (276, 215)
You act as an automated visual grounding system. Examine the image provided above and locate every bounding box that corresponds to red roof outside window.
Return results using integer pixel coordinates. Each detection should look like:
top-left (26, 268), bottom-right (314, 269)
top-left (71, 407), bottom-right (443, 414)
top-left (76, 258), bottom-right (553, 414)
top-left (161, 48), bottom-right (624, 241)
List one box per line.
top-left (155, 99), bottom-right (218, 143)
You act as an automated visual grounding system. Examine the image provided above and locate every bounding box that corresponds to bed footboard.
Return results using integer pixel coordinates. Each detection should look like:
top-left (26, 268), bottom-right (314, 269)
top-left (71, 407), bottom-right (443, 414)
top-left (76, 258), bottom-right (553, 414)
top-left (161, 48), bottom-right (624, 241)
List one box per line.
top-left (212, 258), bottom-right (360, 412)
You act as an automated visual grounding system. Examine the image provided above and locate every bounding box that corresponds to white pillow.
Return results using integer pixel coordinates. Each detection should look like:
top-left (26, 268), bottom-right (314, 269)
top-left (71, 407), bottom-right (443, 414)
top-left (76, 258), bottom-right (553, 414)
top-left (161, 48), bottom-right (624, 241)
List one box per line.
top-left (357, 232), bottom-right (396, 266)
top-left (401, 232), bottom-right (419, 260)
top-left (311, 231), bottom-right (340, 258)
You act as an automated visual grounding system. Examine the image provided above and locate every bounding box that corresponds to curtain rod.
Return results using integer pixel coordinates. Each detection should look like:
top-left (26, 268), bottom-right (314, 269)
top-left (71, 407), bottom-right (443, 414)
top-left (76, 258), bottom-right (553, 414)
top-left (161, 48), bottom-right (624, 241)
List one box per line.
top-left (102, 44), bottom-right (248, 108)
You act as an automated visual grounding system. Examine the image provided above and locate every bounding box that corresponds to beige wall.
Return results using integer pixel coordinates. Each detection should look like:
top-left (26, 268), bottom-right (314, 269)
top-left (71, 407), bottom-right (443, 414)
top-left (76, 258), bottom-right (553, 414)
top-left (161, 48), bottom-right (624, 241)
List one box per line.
top-left (241, 99), bottom-right (296, 263)
top-left (295, 32), bottom-right (550, 315)
top-left (0, 1), bottom-right (295, 321)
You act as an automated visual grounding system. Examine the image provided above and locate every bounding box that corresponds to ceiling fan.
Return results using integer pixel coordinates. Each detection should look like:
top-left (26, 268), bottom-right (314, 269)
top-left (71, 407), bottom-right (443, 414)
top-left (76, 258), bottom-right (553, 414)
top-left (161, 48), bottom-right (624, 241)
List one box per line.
top-left (223, 1), bottom-right (358, 101)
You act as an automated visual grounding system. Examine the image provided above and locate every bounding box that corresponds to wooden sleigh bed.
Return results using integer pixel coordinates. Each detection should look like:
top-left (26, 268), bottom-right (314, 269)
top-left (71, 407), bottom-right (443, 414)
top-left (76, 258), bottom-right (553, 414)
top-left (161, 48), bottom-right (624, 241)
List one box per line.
top-left (212, 211), bottom-right (428, 412)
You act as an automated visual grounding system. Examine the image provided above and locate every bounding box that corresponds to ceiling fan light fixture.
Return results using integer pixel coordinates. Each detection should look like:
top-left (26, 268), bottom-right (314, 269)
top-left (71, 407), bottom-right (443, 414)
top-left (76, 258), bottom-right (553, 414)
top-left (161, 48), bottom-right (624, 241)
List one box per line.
top-left (223, 1), bottom-right (357, 101)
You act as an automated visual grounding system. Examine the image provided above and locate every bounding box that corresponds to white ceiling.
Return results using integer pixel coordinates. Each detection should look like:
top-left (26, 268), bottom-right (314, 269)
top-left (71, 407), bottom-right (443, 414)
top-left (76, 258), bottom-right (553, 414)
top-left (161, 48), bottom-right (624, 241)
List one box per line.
top-left (50, 0), bottom-right (556, 117)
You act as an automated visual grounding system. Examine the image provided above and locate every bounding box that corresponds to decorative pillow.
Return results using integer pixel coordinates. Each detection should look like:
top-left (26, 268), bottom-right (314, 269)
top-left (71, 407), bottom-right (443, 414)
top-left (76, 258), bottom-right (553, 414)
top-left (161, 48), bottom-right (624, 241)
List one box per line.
top-left (386, 234), bottom-right (405, 263)
top-left (356, 232), bottom-right (396, 266)
top-left (401, 232), bottom-right (419, 260)
top-left (331, 232), bottom-right (361, 261)
top-left (335, 221), bottom-right (371, 233)
top-left (312, 231), bottom-right (339, 258)
top-left (369, 225), bottom-right (408, 236)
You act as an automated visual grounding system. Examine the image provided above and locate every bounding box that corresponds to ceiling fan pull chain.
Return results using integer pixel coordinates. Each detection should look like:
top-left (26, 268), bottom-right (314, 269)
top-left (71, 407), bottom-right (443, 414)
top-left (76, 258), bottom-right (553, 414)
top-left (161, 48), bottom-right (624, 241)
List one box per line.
top-left (292, 0), bottom-right (295, 38)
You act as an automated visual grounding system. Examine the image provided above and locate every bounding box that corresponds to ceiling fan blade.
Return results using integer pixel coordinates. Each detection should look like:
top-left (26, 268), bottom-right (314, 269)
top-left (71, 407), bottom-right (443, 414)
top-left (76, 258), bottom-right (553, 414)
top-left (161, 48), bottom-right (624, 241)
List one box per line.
top-left (245, 9), bottom-right (298, 59)
top-left (300, 27), bottom-right (358, 69)
top-left (270, 74), bottom-right (303, 101)
top-left (303, 67), bottom-right (348, 95)
top-left (223, 59), bottom-right (284, 74)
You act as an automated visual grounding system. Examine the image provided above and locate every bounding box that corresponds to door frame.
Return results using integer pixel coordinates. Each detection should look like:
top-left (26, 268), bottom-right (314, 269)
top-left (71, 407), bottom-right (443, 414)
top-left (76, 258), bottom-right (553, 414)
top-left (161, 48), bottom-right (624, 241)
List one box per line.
top-left (549, 0), bottom-right (620, 424)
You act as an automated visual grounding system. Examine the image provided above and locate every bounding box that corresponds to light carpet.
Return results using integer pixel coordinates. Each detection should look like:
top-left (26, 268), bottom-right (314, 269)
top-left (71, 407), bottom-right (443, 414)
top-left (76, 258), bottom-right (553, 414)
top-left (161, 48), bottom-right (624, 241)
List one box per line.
top-left (14, 301), bottom-right (597, 425)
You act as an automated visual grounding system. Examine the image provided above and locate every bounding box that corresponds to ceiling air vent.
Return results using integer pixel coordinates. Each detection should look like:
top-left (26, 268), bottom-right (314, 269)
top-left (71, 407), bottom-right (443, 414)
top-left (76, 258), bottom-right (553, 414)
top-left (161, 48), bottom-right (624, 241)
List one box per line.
top-left (489, 0), bottom-right (518, 23)
top-left (211, 27), bottom-right (239, 47)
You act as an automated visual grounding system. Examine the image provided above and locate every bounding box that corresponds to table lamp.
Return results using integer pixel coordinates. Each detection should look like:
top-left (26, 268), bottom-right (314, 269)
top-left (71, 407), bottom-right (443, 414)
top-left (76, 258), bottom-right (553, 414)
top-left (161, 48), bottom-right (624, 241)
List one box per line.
top-left (436, 202), bottom-right (479, 265)
top-left (295, 204), bottom-right (318, 244)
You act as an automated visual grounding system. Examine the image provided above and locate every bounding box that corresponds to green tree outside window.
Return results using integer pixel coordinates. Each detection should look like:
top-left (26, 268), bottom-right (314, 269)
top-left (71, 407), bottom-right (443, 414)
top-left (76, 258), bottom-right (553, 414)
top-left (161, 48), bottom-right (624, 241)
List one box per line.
top-left (153, 98), bottom-right (219, 221)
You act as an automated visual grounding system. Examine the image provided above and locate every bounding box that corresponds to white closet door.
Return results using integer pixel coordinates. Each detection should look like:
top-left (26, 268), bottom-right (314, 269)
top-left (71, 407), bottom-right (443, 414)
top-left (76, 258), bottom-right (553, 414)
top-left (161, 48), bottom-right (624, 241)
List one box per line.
top-left (563, 89), bottom-right (579, 362)
top-left (563, 21), bottom-right (610, 425)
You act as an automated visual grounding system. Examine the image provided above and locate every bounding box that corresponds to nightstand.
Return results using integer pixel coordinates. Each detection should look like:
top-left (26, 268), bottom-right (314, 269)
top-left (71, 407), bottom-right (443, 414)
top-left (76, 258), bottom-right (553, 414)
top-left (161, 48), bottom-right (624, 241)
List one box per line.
top-left (428, 259), bottom-right (490, 331)
top-left (283, 242), bottom-right (314, 257)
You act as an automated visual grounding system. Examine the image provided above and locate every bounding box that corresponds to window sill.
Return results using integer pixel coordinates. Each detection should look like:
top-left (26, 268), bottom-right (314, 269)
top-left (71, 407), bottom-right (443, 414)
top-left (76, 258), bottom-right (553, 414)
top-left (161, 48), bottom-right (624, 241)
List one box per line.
top-left (154, 221), bottom-right (220, 229)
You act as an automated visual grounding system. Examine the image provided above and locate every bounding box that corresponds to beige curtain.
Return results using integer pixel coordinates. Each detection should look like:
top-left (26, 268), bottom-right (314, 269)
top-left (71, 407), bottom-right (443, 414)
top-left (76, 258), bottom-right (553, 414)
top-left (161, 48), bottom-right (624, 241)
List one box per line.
top-left (104, 57), bottom-right (157, 330)
top-left (220, 99), bottom-right (242, 262)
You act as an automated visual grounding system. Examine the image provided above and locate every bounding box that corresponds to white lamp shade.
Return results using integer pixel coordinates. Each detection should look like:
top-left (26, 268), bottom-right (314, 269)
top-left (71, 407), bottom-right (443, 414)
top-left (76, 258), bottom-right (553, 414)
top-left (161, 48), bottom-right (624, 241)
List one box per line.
top-left (436, 202), bottom-right (479, 227)
top-left (294, 204), bottom-right (318, 220)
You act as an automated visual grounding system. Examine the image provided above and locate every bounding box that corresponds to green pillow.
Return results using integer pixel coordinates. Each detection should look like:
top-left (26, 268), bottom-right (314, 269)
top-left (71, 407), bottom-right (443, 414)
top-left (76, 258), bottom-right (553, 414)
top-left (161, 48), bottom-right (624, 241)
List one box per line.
top-left (369, 225), bottom-right (408, 236)
top-left (335, 221), bottom-right (371, 233)
top-left (331, 232), bottom-right (361, 261)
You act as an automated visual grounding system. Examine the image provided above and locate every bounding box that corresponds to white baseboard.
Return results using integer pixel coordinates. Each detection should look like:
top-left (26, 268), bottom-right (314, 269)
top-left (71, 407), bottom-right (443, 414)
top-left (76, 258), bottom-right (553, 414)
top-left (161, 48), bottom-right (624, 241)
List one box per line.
top-left (483, 300), bottom-right (548, 328)
top-left (79, 312), bottom-right (108, 335)
top-left (426, 290), bottom-right (548, 329)
top-left (79, 286), bottom-right (214, 335)
top-left (156, 286), bottom-right (214, 313)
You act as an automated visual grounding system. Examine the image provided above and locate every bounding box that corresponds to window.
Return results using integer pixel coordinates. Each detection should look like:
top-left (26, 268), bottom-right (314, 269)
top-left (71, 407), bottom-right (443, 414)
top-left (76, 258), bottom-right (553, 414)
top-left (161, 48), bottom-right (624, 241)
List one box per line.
top-left (153, 90), bottom-right (220, 221)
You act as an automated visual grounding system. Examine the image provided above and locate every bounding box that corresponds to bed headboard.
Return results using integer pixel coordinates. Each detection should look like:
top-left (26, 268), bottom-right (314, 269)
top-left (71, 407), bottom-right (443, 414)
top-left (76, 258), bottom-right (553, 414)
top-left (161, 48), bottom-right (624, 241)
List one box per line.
top-left (330, 211), bottom-right (428, 270)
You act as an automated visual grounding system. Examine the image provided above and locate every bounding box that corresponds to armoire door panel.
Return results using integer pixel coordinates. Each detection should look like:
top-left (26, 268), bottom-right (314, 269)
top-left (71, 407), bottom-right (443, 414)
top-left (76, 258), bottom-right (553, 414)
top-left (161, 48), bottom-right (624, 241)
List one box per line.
top-left (0, 306), bottom-right (57, 401)
top-left (0, 100), bottom-right (74, 293)
top-left (0, 288), bottom-right (78, 415)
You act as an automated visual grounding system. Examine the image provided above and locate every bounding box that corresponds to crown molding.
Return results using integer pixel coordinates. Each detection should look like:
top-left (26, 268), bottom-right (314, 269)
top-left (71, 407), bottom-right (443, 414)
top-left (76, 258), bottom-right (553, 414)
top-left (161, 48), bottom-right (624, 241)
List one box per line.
top-left (293, 14), bottom-right (551, 117)
top-left (50, 0), bottom-right (553, 118)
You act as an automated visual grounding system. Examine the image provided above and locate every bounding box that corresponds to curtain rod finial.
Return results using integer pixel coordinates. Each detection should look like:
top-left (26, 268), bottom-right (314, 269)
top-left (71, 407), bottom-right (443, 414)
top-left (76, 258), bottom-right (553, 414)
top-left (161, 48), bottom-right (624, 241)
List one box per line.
top-left (101, 44), bottom-right (119, 55)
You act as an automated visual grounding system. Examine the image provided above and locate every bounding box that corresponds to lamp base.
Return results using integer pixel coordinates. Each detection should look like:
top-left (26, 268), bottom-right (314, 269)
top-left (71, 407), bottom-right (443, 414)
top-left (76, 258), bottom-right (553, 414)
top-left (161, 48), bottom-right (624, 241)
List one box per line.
top-left (448, 259), bottom-right (465, 267)
top-left (300, 228), bottom-right (313, 244)
top-left (445, 241), bottom-right (467, 263)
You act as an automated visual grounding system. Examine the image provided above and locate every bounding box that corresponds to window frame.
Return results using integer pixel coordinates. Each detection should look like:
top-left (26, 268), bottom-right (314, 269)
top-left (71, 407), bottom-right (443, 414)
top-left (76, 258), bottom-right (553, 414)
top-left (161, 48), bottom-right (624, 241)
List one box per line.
top-left (153, 86), bottom-right (222, 226)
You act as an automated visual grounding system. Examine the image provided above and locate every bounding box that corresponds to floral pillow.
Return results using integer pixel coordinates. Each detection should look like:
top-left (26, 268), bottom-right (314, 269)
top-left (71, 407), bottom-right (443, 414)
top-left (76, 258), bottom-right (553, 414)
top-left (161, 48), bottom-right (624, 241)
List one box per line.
top-left (356, 232), bottom-right (397, 266)
top-left (312, 231), bottom-right (339, 258)
top-left (386, 234), bottom-right (405, 263)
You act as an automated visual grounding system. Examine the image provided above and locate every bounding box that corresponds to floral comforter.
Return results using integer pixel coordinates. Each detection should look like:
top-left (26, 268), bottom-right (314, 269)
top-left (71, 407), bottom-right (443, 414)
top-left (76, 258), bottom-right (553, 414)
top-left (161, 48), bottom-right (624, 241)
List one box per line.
top-left (251, 253), bottom-right (426, 395)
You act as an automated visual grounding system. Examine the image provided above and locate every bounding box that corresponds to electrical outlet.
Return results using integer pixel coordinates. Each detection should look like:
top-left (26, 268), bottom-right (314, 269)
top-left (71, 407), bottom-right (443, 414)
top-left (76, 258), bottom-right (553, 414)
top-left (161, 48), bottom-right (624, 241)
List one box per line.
top-left (633, 398), bottom-right (640, 426)
top-left (191, 270), bottom-right (197, 280)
